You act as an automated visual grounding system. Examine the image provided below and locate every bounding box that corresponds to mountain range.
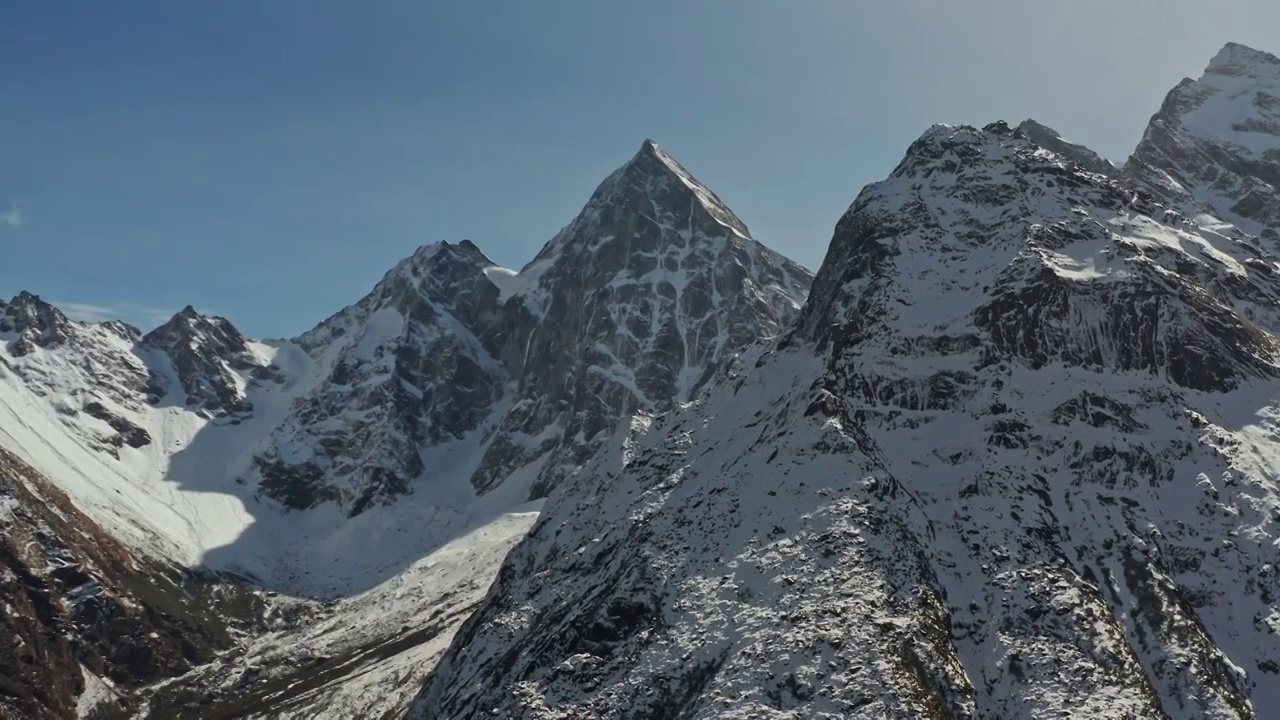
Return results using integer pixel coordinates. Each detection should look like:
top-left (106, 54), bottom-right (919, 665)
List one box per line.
top-left (3, 41), bottom-right (1280, 719)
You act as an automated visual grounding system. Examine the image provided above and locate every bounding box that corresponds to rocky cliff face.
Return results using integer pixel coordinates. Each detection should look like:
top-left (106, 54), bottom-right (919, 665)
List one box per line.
top-left (1128, 42), bottom-right (1280, 244)
top-left (1017, 118), bottom-right (1119, 176)
top-left (0, 291), bottom-right (77, 356)
top-left (470, 139), bottom-right (811, 499)
top-left (0, 448), bottom-right (263, 720)
top-left (415, 117), bottom-right (1280, 719)
top-left (10, 41), bottom-right (1280, 720)
top-left (249, 140), bottom-right (812, 515)
top-left (252, 240), bottom-right (515, 514)
top-left (142, 305), bottom-right (271, 420)
top-left (0, 140), bottom-right (812, 717)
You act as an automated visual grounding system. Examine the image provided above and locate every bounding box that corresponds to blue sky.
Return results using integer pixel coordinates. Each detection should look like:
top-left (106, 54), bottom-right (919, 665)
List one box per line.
top-left (4, 1), bottom-right (1277, 336)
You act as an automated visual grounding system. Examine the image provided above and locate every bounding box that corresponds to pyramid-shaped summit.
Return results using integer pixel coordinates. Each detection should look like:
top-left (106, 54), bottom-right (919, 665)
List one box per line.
top-left (248, 138), bottom-right (813, 514)
top-left (416, 77), bottom-right (1280, 720)
top-left (528, 138), bottom-right (761, 274)
top-left (597, 138), bottom-right (753, 238)
top-left (468, 138), bottom-right (812, 496)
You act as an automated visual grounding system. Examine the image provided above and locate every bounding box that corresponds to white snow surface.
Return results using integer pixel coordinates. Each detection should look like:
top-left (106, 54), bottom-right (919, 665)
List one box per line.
top-left (0, 314), bottom-right (529, 598)
top-left (77, 665), bottom-right (120, 718)
top-left (416, 123), bottom-right (1280, 719)
top-left (0, 310), bottom-right (546, 717)
top-left (138, 506), bottom-right (539, 719)
top-left (1189, 43), bottom-right (1280, 160)
top-left (0, 137), bottom-right (812, 717)
top-left (1128, 42), bottom-right (1280, 242)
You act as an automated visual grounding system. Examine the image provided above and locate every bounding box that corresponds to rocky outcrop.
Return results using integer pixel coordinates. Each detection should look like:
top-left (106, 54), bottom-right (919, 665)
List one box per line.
top-left (0, 448), bottom-right (264, 719)
top-left (142, 306), bottom-right (268, 419)
top-left (470, 139), bottom-right (811, 499)
top-left (802, 121), bottom-right (1280, 391)
top-left (1127, 42), bottom-right (1280, 243)
top-left (251, 140), bottom-right (812, 515)
top-left (255, 240), bottom-right (515, 514)
top-left (0, 291), bottom-right (75, 357)
top-left (415, 119), bottom-right (1280, 718)
top-left (1017, 118), bottom-right (1119, 176)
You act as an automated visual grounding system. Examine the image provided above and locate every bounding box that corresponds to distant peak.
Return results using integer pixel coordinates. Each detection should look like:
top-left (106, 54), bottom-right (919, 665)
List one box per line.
top-left (890, 120), bottom-right (1121, 182)
top-left (0, 291), bottom-right (73, 351)
top-left (146, 305), bottom-right (246, 352)
top-left (11, 290), bottom-right (48, 306)
top-left (153, 305), bottom-right (236, 336)
top-left (1016, 119), bottom-right (1117, 176)
top-left (625, 137), bottom-right (684, 177)
top-left (1017, 118), bottom-right (1061, 139)
top-left (900, 123), bottom-right (1000, 159)
top-left (1206, 41), bottom-right (1280, 78)
top-left (601, 138), bottom-right (752, 239)
top-left (6, 291), bottom-right (66, 318)
top-left (407, 239), bottom-right (496, 269)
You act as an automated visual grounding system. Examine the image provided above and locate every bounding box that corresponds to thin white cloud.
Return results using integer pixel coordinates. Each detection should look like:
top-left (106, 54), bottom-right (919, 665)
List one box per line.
top-left (57, 301), bottom-right (175, 331)
top-left (0, 202), bottom-right (21, 227)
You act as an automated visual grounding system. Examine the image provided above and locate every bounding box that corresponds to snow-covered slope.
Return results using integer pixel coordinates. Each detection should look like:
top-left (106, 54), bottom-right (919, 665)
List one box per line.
top-left (13, 41), bottom-right (1280, 719)
top-left (415, 121), bottom-right (1280, 718)
top-left (1128, 42), bottom-right (1280, 242)
top-left (0, 141), bottom-right (811, 717)
top-left (250, 239), bottom-right (515, 515)
top-left (469, 139), bottom-right (811, 499)
top-left (0, 445), bottom-right (264, 720)
top-left (0, 292), bottom-right (530, 717)
top-left (0, 293), bottom-right (270, 565)
top-left (123, 505), bottom-right (535, 719)
top-left (248, 139), bottom-right (812, 516)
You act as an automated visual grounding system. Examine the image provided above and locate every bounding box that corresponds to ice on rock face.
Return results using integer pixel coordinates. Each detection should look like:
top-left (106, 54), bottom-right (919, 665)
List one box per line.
top-left (0, 139), bottom-right (812, 717)
top-left (13, 42), bottom-right (1280, 719)
top-left (1128, 42), bottom-right (1280, 241)
top-left (415, 119), bottom-right (1280, 719)
top-left (249, 139), bottom-right (812, 515)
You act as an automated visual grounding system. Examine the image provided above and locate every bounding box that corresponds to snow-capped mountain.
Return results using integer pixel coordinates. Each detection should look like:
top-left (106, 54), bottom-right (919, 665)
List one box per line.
top-left (142, 305), bottom-right (272, 420)
top-left (248, 138), bottom-right (810, 516)
top-left (414, 62), bottom-right (1280, 718)
top-left (8, 38), bottom-right (1280, 720)
top-left (0, 141), bottom-right (809, 717)
top-left (251, 239), bottom-right (515, 515)
top-left (1128, 42), bottom-right (1280, 242)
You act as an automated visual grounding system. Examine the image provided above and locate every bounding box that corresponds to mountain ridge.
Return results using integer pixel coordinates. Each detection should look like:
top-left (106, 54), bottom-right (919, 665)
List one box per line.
top-left (7, 41), bottom-right (1280, 719)
top-left (415, 46), bottom-right (1280, 719)
top-left (0, 139), bottom-right (813, 717)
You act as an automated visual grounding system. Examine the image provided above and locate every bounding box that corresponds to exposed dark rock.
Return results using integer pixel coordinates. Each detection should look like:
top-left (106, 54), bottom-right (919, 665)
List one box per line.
top-left (83, 401), bottom-right (153, 449)
top-left (142, 307), bottom-right (264, 419)
top-left (1127, 42), bottom-right (1280, 243)
top-left (252, 141), bottom-right (812, 514)
top-left (0, 449), bottom-right (265, 719)
top-left (0, 291), bottom-right (73, 356)
top-left (416, 96), bottom-right (1280, 717)
top-left (1017, 119), bottom-right (1119, 177)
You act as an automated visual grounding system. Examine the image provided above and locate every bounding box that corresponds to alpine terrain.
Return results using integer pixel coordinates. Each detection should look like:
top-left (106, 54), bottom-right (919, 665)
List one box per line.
top-left (0, 142), bottom-right (809, 718)
top-left (5, 40), bottom-right (1280, 720)
top-left (413, 43), bottom-right (1280, 719)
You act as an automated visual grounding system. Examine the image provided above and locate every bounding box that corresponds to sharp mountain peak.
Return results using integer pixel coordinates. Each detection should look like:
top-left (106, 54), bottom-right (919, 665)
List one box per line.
top-left (1206, 40), bottom-right (1280, 77)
